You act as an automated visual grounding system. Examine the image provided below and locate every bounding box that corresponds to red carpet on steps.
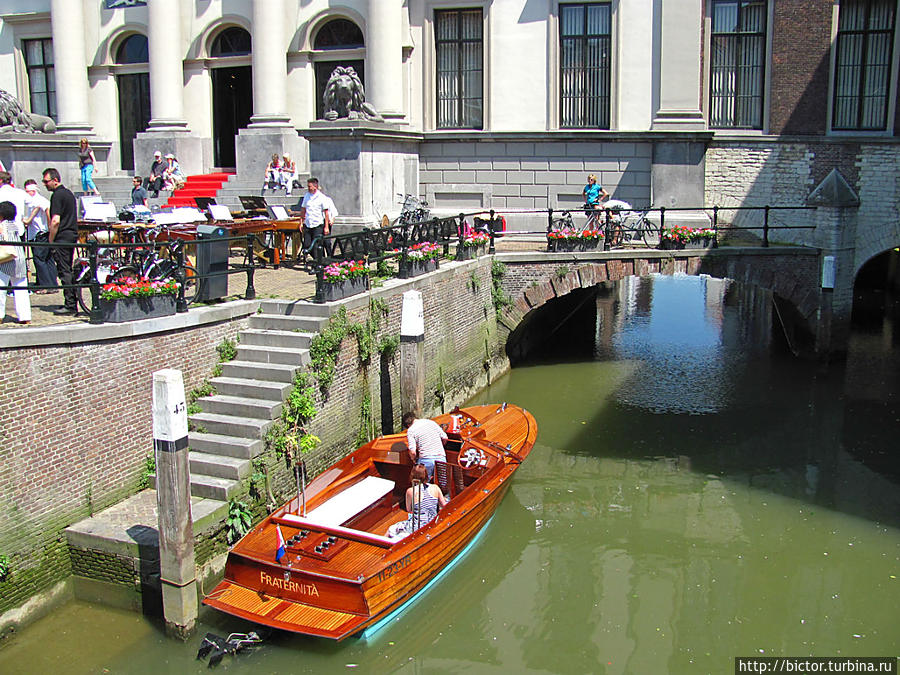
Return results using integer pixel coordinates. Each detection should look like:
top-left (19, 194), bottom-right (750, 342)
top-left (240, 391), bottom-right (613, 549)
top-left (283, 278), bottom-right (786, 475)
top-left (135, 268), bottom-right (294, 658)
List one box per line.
top-left (165, 172), bottom-right (233, 207)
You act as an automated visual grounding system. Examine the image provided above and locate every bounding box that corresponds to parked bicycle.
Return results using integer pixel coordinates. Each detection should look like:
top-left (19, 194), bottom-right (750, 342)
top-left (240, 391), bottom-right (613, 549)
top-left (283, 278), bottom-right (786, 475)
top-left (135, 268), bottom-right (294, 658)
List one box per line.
top-left (72, 245), bottom-right (136, 314)
top-left (114, 235), bottom-right (201, 305)
top-left (394, 194), bottom-right (430, 226)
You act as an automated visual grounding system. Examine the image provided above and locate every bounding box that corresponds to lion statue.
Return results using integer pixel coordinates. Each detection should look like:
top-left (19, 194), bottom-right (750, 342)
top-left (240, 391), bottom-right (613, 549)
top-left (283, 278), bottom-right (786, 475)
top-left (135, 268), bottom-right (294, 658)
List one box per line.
top-left (322, 66), bottom-right (383, 122)
top-left (0, 88), bottom-right (56, 133)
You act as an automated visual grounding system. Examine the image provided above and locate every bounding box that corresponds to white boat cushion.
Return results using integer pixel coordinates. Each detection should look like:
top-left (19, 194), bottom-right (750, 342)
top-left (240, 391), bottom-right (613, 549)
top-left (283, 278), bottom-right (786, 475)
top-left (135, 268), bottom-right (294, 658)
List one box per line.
top-left (304, 475), bottom-right (395, 528)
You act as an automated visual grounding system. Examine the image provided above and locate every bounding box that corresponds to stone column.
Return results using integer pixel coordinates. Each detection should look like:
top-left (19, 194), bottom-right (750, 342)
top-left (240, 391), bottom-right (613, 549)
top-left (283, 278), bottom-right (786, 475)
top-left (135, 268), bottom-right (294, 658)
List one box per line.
top-left (49, 0), bottom-right (92, 133)
top-left (366, 0), bottom-right (404, 120)
top-left (651, 0), bottom-right (705, 130)
top-left (147, 0), bottom-right (188, 131)
top-left (235, 0), bottom-right (303, 188)
top-left (249, 0), bottom-right (290, 126)
top-left (135, 1), bottom-right (210, 175)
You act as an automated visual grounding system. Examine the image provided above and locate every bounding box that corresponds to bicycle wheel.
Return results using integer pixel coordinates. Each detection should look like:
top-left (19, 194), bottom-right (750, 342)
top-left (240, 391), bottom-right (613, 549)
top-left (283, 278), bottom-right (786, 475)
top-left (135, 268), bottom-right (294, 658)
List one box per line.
top-left (640, 216), bottom-right (661, 249)
top-left (73, 262), bottom-right (92, 314)
top-left (110, 265), bottom-right (140, 281)
top-left (179, 265), bottom-right (200, 305)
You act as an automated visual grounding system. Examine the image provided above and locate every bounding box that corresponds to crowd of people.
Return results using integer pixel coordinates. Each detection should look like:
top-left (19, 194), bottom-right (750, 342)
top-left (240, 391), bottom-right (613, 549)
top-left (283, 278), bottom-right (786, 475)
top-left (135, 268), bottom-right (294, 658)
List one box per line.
top-left (0, 166), bottom-right (79, 323)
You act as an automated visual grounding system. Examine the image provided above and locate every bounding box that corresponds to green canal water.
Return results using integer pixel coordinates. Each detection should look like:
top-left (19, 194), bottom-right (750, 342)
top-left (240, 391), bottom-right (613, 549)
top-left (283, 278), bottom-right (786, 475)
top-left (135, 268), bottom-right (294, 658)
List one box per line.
top-left (1, 274), bottom-right (898, 674)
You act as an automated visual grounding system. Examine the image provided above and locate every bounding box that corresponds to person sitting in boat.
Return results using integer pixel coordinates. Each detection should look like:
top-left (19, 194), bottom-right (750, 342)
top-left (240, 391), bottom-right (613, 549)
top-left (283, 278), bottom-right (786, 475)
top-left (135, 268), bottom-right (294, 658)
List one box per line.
top-left (402, 411), bottom-right (447, 480)
top-left (388, 464), bottom-right (448, 538)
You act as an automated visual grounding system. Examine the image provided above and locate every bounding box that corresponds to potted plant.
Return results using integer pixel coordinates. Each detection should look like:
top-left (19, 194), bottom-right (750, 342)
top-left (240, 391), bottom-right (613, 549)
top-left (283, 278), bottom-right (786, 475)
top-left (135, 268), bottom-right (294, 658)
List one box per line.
top-left (399, 241), bottom-right (440, 278)
top-left (687, 227), bottom-right (717, 249)
top-left (456, 231), bottom-right (490, 260)
top-left (98, 276), bottom-right (179, 322)
top-left (316, 259), bottom-right (369, 302)
top-left (578, 228), bottom-right (605, 251)
top-left (659, 225), bottom-right (690, 250)
top-left (547, 227), bottom-right (579, 252)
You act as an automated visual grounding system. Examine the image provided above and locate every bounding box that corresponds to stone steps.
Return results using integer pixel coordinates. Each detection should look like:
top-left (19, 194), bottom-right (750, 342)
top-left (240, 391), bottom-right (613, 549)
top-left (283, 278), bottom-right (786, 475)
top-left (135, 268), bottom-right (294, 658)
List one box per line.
top-left (198, 393), bottom-right (283, 418)
top-left (250, 313), bottom-right (324, 333)
top-left (189, 451), bottom-right (251, 481)
top-left (209, 376), bottom-right (292, 401)
top-left (179, 300), bottom-right (332, 500)
top-left (188, 431), bottom-right (263, 459)
top-left (236, 343), bottom-right (310, 366)
top-left (188, 411), bottom-right (273, 439)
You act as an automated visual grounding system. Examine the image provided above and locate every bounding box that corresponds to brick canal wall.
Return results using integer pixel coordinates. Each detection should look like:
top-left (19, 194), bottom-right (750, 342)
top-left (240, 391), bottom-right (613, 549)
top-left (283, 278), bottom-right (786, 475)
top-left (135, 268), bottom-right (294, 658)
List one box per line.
top-left (0, 259), bottom-right (506, 622)
top-left (0, 314), bottom-right (251, 619)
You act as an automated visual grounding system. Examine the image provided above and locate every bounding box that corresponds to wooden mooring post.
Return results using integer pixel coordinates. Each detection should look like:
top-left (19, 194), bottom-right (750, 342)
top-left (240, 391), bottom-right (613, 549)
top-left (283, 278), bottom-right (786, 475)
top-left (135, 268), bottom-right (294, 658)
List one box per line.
top-left (152, 368), bottom-right (197, 639)
top-left (400, 290), bottom-right (425, 416)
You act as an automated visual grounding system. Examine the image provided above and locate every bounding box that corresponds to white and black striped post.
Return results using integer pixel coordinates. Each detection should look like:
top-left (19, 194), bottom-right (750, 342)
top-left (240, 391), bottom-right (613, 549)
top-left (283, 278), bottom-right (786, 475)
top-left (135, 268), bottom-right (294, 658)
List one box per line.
top-left (400, 290), bottom-right (425, 417)
top-left (152, 368), bottom-right (197, 639)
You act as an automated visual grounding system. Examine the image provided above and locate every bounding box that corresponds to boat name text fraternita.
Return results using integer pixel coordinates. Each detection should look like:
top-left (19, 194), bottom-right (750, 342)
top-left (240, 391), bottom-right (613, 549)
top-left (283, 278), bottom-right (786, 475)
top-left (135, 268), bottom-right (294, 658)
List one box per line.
top-left (260, 570), bottom-right (319, 596)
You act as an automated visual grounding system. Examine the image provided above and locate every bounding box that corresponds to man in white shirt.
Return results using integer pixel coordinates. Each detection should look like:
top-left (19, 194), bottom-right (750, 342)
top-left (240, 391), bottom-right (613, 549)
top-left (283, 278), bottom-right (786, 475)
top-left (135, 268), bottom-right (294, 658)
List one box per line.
top-left (299, 177), bottom-right (330, 262)
top-left (402, 411), bottom-right (448, 480)
top-left (22, 179), bottom-right (56, 290)
top-left (0, 171), bottom-right (27, 237)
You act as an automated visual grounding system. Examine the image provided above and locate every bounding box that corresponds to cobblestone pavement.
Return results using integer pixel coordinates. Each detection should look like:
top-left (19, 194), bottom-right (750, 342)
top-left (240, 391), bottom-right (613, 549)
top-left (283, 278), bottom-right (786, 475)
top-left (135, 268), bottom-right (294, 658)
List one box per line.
top-left (1, 236), bottom-right (545, 330)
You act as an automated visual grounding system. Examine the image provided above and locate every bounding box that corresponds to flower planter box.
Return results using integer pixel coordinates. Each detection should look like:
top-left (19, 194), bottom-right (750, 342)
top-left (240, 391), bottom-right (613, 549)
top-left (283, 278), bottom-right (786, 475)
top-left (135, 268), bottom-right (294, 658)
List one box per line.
top-left (685, 239), bottom-right (717, 249)
top-left (99, 294), bottom-right (176, 323)
top-left (400, 258), bottom-right (439, 279)
top-left (580, 239), bottom-right (604, 251)
top-left (658, 239), bottom-right (686, 250)
top-left (456, 245), bottom-right (487, 261)
top-left (316, 275), bottom-right (369, 302)
top-left (548, 239), bottom-right (579, 252)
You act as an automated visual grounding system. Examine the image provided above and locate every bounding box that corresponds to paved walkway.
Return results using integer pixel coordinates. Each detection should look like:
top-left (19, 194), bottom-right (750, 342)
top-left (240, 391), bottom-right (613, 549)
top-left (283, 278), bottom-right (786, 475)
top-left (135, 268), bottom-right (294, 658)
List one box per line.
top-left (1, 237), bottom-right (544, 330)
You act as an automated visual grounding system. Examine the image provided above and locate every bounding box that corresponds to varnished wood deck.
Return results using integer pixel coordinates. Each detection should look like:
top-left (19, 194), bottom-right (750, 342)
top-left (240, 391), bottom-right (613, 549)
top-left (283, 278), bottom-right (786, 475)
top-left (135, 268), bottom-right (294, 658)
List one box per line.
top-left (203, 403), bottom-right (538, 639)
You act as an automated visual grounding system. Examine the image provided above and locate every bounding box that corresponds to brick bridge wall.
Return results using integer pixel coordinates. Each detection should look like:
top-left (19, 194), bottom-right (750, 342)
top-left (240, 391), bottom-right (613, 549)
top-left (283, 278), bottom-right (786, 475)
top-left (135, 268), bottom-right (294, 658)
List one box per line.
top-left (494, 249), bottom-right (822, 340)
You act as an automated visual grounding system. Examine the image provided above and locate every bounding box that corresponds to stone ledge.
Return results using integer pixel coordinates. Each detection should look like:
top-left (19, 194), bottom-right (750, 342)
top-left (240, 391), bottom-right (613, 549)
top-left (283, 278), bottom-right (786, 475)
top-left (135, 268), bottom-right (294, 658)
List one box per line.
top-left (0, 299), bottom-right (258, 350)
top-left (65, 490), bottom-right (227, 558)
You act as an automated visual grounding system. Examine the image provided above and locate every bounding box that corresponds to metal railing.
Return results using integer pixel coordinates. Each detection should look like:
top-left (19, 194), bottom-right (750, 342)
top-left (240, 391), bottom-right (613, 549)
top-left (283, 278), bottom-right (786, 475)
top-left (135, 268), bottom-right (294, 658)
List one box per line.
top-left (1, 232), bottom-right (263, 324)
top-left (545, 204), bottom-right (818, 248)
top-left (308, 210), bottom-right (504, 301)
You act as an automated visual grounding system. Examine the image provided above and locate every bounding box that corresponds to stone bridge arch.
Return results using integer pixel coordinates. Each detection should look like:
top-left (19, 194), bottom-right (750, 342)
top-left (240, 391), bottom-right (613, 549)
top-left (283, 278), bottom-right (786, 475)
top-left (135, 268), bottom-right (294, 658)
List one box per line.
top-left (494, 248), bottom-right (823, 356)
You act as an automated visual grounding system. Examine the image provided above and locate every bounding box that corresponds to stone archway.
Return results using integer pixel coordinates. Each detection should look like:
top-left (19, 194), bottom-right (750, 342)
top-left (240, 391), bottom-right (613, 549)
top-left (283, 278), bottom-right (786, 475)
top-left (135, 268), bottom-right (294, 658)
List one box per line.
top-left (494, 250), bottom-right (822, 354)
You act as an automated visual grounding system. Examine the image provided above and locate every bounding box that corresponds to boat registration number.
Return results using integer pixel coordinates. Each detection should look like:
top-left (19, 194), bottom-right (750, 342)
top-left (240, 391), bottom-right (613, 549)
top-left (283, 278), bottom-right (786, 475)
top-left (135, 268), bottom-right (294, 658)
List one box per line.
top-left (376, 554), bottom-right (412, 583)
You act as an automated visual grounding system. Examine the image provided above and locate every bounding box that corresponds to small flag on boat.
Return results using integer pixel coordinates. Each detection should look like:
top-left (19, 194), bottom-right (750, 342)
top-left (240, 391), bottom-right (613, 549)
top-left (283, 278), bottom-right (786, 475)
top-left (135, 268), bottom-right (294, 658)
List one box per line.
top-left (275, 525), bottom-right (286, 562)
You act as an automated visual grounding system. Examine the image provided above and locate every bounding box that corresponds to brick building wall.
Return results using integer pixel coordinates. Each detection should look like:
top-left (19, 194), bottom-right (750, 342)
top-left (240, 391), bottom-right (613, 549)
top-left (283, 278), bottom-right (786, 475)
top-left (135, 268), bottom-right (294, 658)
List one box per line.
top-left (704, 141), bottom-right (816, 241)
top-left (0, 318), bottom-right (248, 616)
top-left (705, 139), bottom-right (900, 272)
top-left (419, 139), bottom-right (653, 231)
top-left (770, 0), bottom-right (834, 135)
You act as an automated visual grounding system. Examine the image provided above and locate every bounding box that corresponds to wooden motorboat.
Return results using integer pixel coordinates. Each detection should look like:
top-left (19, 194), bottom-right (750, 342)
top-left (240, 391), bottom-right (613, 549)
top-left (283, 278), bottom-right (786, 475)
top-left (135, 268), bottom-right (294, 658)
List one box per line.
top-left (203, 403), bottom-right (537, 640)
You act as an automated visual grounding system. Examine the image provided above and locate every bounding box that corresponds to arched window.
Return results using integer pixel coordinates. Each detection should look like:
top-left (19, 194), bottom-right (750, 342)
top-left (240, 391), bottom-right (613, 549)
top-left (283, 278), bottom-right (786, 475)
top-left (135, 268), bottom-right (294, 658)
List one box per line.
top-left (211, 27), bottom-right (252, 57)
top-left (115, 34), bottom-right (148, 64)
top-left (313, 19), bottom-right (364, 49)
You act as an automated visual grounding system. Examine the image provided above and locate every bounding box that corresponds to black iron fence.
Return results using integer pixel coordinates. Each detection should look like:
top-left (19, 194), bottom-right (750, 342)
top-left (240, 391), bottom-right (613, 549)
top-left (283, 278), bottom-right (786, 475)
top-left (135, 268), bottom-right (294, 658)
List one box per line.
top-left (0, 233), bottom-right (262, 324)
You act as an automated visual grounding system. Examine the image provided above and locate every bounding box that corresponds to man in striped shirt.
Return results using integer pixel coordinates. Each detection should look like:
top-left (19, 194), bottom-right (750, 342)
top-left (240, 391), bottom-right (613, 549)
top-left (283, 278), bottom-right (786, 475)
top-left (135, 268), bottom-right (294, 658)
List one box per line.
top-left (402, 412), bottom-right (447, 480)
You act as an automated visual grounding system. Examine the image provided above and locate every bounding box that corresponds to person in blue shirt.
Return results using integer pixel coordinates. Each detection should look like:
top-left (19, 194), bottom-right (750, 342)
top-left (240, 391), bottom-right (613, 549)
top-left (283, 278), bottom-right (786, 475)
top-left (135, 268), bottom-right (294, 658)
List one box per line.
top-left (583, 173), bottom-right (609, 210)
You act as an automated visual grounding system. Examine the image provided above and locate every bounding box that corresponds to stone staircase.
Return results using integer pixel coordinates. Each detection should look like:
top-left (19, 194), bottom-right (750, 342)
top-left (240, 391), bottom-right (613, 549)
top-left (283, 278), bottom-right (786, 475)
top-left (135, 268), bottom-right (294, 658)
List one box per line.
top-left (213, 173), bottom-right (309, 212)
top-left (152, 299), bottom-right (332, 502)
top-left (91, 173), bottom-right (306, 215)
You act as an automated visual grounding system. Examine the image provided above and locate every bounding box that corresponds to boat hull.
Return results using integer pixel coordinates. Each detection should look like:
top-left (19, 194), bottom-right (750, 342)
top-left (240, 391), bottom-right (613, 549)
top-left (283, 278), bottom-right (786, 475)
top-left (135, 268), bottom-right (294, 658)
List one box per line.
top-left (204, 404), bottom-right (537, 640)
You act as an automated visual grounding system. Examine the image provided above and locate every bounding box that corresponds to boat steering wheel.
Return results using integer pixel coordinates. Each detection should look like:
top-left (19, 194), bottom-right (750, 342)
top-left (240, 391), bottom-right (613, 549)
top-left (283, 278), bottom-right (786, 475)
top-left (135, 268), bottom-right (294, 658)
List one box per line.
top-left (458, 447), bottom-right (486, 469)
